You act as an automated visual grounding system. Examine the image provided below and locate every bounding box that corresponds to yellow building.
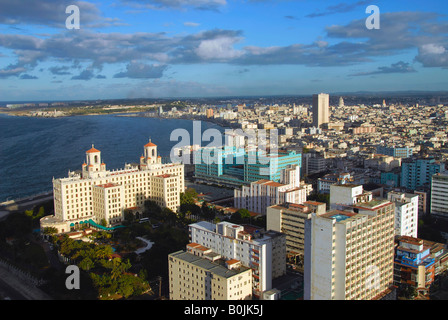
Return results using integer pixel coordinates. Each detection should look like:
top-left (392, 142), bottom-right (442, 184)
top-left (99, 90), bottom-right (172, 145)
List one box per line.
top-left (168, 243), bottom-right (253, 300)
top-left (41, 139), bottom-right (184, 233)
top-left (267, 201), bottom-right (326, 259)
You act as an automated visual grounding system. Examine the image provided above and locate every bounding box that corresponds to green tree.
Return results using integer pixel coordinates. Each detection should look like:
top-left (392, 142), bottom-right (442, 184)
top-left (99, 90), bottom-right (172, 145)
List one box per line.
top-left (237, 208), bottom-right (251, 219)
top-left (43, 227), bottom-right (58, 235)
top-left (180, 188), bottom-right (198, 205)
top-left (79, 257), bottom-right (94, 271)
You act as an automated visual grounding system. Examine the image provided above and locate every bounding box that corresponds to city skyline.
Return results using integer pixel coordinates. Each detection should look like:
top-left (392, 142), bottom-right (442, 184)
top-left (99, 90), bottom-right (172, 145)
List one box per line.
top-left (0, 0), bottom-right (448, 101)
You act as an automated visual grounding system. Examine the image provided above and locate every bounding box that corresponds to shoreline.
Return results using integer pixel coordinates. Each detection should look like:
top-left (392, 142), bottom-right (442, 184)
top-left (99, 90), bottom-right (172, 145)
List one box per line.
top-left (0, 109), bottom-right (233, 129)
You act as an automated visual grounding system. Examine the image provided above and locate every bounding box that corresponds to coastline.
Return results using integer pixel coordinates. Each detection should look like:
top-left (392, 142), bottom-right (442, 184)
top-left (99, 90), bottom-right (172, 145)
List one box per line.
top-left (0, 112), bottom-right (231, 203)
top-left (0, 109), bottom-right (233, 127)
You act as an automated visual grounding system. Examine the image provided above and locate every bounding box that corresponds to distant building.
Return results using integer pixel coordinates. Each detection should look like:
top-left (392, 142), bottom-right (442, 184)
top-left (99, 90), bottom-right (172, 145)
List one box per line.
top-left (376, 145), bottom-right (413, 159)
top-left (302, 152), bottom-right (326, 175)
top-left (312, 93), bottom-right (330, 128)
top-left (317, 172), bottom-right (352, 194)
top-left (380, 171), bottom-right (401, 188)
top-left (401, 158), bottom-right (443, 190)
top-left (194, 146), bottom-right (301, 188)
top-left (234, 165), bottom-right (307, 215)
top-left (430, 172), bottom-right (448, 219)
top-left (206, 108), bottom-right (214, 118)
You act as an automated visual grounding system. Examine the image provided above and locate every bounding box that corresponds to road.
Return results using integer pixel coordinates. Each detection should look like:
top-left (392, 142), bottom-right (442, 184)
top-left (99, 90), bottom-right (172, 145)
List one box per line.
top-left (0, 264), bottom-right (52, 300)
top-left (0, 193), bottom-right (53, 221)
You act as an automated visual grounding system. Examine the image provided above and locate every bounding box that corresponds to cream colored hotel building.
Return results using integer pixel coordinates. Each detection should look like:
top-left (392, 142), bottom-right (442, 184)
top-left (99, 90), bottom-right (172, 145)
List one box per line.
top-left (40, 140), bottom-right (184, 233)
top-left (304, 185), bottom-right (396, 300)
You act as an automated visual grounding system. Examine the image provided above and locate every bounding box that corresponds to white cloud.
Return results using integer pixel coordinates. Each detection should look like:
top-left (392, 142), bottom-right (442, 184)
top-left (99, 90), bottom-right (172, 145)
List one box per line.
top-left (420, 44), bottom-right (446, 55)
top-left (184, 21), bottom-right (200, 27)
top-left (195, 37), bottom-right (243, 60)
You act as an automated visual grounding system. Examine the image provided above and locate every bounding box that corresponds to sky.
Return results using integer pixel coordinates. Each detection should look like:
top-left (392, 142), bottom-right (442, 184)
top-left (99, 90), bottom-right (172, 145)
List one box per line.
top-left (0, 0), bottom-right (447, 101)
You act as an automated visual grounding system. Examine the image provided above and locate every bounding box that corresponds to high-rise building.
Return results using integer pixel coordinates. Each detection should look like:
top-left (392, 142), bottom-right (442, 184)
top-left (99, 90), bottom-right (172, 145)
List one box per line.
top-left (304, 196), bottom-right (395, 300)
top-left (194, 146), bottom-right (301, 188)
top-left (267, 201), bottom-right (326, 264)
top-left (206, 108), bottom-right (214, 118)
top-left (401, 157), bottom-right (443, 190)
top-left (312, 93), bottom-right (330, 128)
top-left (188, 221), bottom-right (286, 297)
top-left (40, 140), bottom-right (184, 233)
top-left (430, 172), bottom-right (448, 219)
top-left (387, 191), bottom-right (419, 238)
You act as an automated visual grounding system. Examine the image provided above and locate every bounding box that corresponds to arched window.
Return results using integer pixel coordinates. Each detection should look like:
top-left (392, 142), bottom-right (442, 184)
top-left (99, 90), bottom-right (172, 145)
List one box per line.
top-left (94, 155), bottom-right (98, 163)
top-left (152, 149), bottom-right (155, 157)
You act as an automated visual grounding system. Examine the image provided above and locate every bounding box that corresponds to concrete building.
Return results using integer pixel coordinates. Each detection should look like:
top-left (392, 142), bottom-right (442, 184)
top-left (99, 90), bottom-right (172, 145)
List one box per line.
top-left (168, 244), bottom-right (253, 300)
top-left (304, 196), bottom-right (395, 300)
top-left (317, 172), bottom-right (352, 194)
top-left (387, 191), bottom-right (419, 238)
top-left (267, 201), bottom-right (326, 264)
top-left (393, 236), bottom-right (435, 295)
top-left (206, 108), bottom-right (214, 118)
top-left (401, 157), bottom-right (443, 190)
top-left (302, 152), bottom-right (327, 175)
top-left (312, 93), bottom-right (330, 128)
top-left (188, 221), bottom-right (286, 297)
top-left (40, 140), bottom-right (184, 233)
top-left (376, 145), bottom-right (413, 159)
top-left (329, 182), bottom-right (370, 211)
top-left (234, 165), bottom-right (307, 215)
top-left (194, 146), bottom-right (301, 188)
top-left (430, 172), bottom-right (448, 219)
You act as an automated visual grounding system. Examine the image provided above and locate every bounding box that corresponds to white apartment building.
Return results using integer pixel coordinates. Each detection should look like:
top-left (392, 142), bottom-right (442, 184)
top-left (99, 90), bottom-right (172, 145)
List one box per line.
top-left (234, 165), bottom-right (307, 215)
top-left (304, 197), bottom-right (396, 300)
top-left (431, 172), bottom-right (448, 219)
top-left (387, 191), bottom-right (419, 238)
top-left (168, 243), bottom-right (253, 300)
top-left (188, 221), bottom-right (286, 297)
top-left (329, 182), bottom-right (371, 210)
top-left (40, 140), bottom-right (184, 233)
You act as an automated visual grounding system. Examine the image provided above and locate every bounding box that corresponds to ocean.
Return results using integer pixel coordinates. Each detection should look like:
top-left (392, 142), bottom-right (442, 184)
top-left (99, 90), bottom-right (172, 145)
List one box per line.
top-left (0, 113), bottom-right (224, 202)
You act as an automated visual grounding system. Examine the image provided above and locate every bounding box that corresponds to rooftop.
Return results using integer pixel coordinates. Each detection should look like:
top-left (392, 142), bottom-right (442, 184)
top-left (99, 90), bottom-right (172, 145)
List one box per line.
top-left (170, 250), bottom-right (251, 278)
top-left (353, 199), bottom-right (391, 210)
top-left (86, 145), bottom-right (101, 153)
top-left (321, 210), bottom-right (357, 222)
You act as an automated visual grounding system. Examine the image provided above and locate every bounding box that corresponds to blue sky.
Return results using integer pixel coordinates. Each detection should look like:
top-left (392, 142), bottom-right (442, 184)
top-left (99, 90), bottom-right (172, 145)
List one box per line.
top-left (0, 0), bottom-right (447, 101)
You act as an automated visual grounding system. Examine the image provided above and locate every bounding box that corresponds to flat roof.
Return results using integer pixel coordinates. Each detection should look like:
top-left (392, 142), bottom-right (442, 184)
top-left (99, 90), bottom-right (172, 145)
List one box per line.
top-left (170, 251), bottom-right (250, 278)
top-left (321, 210), bottom-right (357, 222)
